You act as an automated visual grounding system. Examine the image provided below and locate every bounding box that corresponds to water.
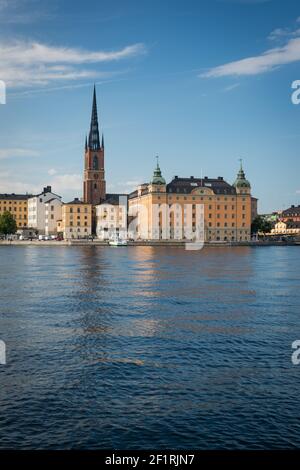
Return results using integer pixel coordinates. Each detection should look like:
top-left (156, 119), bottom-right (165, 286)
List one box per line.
top-left (0, 245), bottom-right (300, 449)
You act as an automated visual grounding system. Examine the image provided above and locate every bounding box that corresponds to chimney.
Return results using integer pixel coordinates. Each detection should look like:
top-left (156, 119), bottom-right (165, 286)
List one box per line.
top-left (43, 186), bottom-right (52, 194)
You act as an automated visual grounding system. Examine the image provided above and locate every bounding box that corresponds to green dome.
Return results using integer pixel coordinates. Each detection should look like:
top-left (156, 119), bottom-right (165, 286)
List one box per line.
top-left (233, 161), bottom-right (251, 188)
top-left (151, 158), bottom-right (166, 185)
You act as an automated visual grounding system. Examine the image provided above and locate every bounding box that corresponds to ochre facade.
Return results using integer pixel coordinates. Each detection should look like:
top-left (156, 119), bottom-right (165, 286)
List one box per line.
top-left (0, 194), bottom-right (30, 228)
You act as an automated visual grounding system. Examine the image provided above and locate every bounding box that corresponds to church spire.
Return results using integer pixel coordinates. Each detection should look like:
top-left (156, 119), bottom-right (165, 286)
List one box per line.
top-left (151, 156), bottom-right (166, 185)
top-left (88, 85), bottom-right (101, 150)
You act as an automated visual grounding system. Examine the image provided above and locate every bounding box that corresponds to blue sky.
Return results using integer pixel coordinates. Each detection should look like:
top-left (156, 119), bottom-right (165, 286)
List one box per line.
top-left (0, 0), bottom-right (300, 212)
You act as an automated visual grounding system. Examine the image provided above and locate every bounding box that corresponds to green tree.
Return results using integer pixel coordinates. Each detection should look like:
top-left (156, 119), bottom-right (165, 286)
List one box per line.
top-left (251, 216), bottom-right (273, 234)
top-left (0, 211), bottom-right (17, 236)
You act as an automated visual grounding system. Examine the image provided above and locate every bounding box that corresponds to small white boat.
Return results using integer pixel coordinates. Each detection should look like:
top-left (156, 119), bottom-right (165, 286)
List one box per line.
top-left (109, 236), bottom-right (128, 246)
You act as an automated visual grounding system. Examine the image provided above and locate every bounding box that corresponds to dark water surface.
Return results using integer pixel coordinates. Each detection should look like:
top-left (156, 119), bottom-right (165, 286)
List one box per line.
top-left (0, 245), bottom-right (300, 449)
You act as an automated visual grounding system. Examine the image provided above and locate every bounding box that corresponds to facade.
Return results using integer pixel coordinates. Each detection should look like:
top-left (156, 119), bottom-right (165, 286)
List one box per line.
top-left (128, 160), bottom-right (254, 242)
top-left (271, 220), bottom-right (300, 236)
top-left (59, 198), bottom-right (92, 239)
top-left (280, 205), bottom-right (300, 223)
top-left (0, 193), bottom-right (31, 228)
top-left (95, 193), bottom-right (128, 240)
top-left (83, 86), bottom-right (106, 205)
top-left (44, 198), bottom-right (63, 236)
top-left (251, 197), bottom-right (258, 222)
top-left (28, 186), bottom-right (62, 234)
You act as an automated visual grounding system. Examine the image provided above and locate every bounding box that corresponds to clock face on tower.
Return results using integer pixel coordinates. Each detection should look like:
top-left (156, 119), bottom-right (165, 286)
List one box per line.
top-left (93, 155), bottom-right (99, 170)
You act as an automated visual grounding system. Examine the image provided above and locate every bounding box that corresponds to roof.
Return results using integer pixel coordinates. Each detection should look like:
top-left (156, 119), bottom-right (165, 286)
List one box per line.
top-left (128, 176), bottom-right (237, 199)
top-left (166, 176), bottom-right (236, 195)
top-left (65, 198), bottom-right (90, 205)
top-left (45, 198), bottom-right (62, 204)
top-left (282, 205), bottom-right (300, 216)
top-left (285, 221), bottom-right (300, 228)
top-left (0, 193), bottom-right (32, 200)
top-left (96, 193), bottom-right (128, 206)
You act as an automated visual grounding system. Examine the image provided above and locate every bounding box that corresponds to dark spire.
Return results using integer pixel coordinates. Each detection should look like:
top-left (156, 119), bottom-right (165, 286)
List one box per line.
top-left (85, 135), bottom-right (88, 151)
top-left (101, 133), bottom-right (104, 149)
top-left (88, 85), bottom-right (101, 150)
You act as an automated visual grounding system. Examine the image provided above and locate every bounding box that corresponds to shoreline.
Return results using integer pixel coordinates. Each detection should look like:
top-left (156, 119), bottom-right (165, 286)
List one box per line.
top-left (0, 240), bottom-right (299, 247)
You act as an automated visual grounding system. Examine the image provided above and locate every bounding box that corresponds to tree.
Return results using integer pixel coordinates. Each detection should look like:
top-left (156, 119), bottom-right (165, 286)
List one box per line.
top-left (0, 211), bottom-right (17, 236)
top-left (251, 216), bottom-right (273, 235)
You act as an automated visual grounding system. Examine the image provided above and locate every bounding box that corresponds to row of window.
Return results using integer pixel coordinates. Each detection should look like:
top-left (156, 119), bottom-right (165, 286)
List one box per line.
top-left (0, 201), bottom-right (27, 204)
top-left (69, 222), bottom-right (89, 227)
top-left (157, 196), bottom-right (247, 201)
top-left (69, 207), bottom-right (89, 214)
top-left (0, 207), bottom-right (27, 212)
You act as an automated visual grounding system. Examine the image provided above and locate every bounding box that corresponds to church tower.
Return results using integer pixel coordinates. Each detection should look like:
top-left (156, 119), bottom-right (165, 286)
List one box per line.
top-left (83, 86), bottom-right (106, 205)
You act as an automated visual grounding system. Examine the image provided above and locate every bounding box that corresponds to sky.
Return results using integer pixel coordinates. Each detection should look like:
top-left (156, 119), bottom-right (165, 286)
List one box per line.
top-left (0, 0), bottom-right (300, 213)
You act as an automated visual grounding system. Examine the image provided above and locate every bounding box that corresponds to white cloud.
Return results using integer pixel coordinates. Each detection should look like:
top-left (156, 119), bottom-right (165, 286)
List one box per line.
top-left (0, 40), bottom-right (146, 88)
top-left (222, 83), bottom-right (240, 92)
top-left (201, 36), bottom-right (300, 77)
top-left (107, 180), bottom-right (141, 194)
top-left (48, 168), bottom-right (57, 176)
top-left (268, 27), bottom-right (300, 41)
top-left (0, 174), bottom-right (39, 194)
top-left (49, 173), bottom-right (82, 195)
top-left (0, 148), bottom-right (39, 159)
top-left (0, 0), bottom-right (52, 24)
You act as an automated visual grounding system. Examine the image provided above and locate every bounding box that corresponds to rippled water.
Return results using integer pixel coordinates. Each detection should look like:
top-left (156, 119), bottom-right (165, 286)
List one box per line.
top-left (0, 245), bottom-right (300, 449)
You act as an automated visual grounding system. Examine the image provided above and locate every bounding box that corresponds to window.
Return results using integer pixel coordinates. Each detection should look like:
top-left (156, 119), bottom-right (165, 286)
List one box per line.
top-left (93, 155), bottom-right (98, 170)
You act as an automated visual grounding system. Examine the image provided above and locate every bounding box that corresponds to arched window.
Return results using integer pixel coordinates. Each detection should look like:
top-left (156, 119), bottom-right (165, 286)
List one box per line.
top-left (93, 155), bottom-right (98, 170)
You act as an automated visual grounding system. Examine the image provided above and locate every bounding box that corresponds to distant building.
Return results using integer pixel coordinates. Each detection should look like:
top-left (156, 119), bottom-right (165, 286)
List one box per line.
top-left (271, 220), bottom-right (300, 236)
top-left (280, 205), bottom-right (300, 223)
top-left (28, 186), bottom-right (62, 234)
top-left (127, 160), bottom-right (255, 242)
top-left (95, 193), bottom-right (128, 240)
top-left (251, 197), bottom-right (258, 222)
top-left (44, 198), bottom-right (63, 236)
top-left (0, 193), bottom-right (32, 228)
top-left (59, 198), bottom-right (92, 239)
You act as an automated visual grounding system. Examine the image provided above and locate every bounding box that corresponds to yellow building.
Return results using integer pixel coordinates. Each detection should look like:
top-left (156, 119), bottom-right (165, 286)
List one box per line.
top-left (271, 221), bottom-right (300, 236)
top-left (58, 198), bottom-right (92, 239)
top-left (128, 161), bottom-right (254, 242)
top-left (0, 193), bottom-right (31, 228)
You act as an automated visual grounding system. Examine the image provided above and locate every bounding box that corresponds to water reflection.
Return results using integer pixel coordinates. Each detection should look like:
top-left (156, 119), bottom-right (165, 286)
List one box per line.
top-left (0, 246), bottom-right (300, 449)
